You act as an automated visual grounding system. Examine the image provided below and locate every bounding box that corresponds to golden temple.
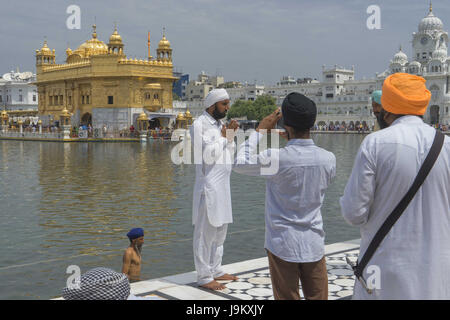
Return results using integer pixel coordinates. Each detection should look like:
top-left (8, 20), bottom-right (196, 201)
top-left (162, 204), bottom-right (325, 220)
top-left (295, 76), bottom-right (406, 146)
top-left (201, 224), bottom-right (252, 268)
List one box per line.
top-left (34, 25), bottom-right (177, 129)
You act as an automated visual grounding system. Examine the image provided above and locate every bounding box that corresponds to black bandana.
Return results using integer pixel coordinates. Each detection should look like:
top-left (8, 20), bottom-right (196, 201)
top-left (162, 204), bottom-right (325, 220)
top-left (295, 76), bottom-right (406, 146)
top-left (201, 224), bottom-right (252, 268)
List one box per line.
top-left (281, 92), bottom-right (317, 130)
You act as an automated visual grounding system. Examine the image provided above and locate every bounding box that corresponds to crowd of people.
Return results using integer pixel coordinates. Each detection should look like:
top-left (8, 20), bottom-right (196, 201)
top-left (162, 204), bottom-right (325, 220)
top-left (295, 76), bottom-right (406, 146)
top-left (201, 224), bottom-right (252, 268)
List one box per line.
top-left (3, 122), bottom-right (61, 133)
top-left (66, 124), bottom-right (174, 139)
top-left (313, 123), bottom-right (371, 132)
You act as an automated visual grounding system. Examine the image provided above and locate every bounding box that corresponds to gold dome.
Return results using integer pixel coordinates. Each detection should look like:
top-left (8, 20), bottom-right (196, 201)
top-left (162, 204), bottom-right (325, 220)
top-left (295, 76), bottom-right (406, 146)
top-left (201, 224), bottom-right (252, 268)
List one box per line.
top-left (66, 47), bottom-right (73, 55)
top-left (184, 110), bottom-right (192, 118)
top-left (109, 26), bottom-right (123, 44)
top-left (158, 35), bottom-right (171, 49)
top-left (176, 112), bottom-right (185, 120)
top-left (73, 25), bottom-right (109, 58)
top-left (60, 108), bottom-right (71, 117)
top-left (39, 40), bottom-right (53, 55)
top-left (137, 112), bottom-right (149, 121)
top-left (1, 110), bottom-right (8, 119)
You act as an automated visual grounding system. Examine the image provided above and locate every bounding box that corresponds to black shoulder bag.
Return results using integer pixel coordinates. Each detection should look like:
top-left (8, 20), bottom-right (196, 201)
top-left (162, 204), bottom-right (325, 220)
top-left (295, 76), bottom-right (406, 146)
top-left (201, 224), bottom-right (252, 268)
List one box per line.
top-left (346, 130), bottom-right (446, 293)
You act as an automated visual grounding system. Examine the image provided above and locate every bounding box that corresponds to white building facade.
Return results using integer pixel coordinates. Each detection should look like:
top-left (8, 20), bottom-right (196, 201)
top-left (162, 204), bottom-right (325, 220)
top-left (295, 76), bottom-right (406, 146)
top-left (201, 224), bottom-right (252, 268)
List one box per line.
top-left (263, 5), bottom-right (450, 127)
top-left (380, 5), bottom-right (450, 125)
top-left (180, 6), bottom-right (450, 127)
top-left (0, 70), bottom-right (38, 112)
top-left (264, 65), bottom-right (376, 129)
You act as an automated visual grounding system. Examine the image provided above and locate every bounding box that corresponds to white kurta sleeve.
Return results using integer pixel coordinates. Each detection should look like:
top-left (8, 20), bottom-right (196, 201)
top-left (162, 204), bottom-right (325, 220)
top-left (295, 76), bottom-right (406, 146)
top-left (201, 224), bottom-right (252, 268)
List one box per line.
top-left (233, 131), bottom-right (278, 177)
top-left (190, 120), bottom-right (235, 167)
top-left (340, 139), bottom-right (376, 226)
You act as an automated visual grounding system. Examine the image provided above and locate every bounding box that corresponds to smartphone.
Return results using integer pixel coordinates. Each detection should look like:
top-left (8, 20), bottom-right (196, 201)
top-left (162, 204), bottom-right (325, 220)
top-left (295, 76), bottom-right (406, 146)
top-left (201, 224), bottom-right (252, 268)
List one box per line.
top-left (276, 113), bottom-right (284, 130)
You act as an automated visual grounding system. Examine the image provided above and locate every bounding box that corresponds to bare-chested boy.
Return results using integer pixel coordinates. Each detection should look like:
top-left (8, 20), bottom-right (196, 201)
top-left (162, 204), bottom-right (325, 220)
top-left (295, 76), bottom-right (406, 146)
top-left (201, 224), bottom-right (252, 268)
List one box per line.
top-left (122, 228), bottom-right (144, 282)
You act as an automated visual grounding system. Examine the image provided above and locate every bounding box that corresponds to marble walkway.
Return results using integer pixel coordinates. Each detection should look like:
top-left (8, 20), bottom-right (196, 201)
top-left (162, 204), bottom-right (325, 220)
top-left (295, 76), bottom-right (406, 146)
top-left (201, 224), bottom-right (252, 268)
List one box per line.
top-left (128, 238), bottom-right (361, 300)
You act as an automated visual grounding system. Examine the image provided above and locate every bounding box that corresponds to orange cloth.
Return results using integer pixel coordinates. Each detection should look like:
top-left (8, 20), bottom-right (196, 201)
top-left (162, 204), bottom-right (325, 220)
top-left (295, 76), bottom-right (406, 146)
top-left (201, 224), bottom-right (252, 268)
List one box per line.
top-left (381, 73), bottom-right (431, 115)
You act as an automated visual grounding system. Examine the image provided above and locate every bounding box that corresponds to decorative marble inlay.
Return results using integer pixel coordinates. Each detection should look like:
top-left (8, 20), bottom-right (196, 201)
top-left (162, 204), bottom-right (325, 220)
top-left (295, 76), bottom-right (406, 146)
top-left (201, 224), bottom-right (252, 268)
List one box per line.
top-left (135, 248), bottom-right (361, 300)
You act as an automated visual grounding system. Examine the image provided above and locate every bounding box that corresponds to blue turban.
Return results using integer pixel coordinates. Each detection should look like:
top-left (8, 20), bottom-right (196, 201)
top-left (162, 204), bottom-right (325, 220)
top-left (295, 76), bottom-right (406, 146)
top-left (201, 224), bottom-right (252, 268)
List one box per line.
top-left (372, 90), bottom-right (382, 104)
top-left (127, 228), bottom-right (144, 240)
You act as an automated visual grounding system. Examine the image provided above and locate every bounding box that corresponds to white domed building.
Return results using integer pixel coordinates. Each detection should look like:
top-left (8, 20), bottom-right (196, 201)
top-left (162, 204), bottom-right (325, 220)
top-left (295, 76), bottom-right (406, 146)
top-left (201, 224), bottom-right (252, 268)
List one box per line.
top-left (379, 3), bottom-right (450, 125)
top-left (250, 4), bottom-right (450, 129)
top-left (389, 46), bottom-right (409, 73)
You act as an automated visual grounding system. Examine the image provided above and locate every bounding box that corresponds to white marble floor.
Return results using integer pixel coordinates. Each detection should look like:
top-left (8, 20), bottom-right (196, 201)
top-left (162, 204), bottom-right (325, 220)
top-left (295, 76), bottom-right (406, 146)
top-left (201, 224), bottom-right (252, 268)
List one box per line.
top-left (130, 239), bottom-right (361, 300)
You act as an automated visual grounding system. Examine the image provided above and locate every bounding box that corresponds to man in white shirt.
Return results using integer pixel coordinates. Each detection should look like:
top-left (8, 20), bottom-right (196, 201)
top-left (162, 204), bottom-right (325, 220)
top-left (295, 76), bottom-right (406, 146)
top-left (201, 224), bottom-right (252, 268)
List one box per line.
top-left (190, 88), bottom-right (239, 290)
top-left (340, 73), bottom-right (450, 299)
top-left (234, 92), bottom-right (336, 300)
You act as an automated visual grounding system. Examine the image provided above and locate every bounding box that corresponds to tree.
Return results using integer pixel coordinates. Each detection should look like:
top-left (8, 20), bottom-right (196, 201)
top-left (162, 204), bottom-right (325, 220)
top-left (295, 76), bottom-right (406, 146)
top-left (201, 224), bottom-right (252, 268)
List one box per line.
top-left (227, 95), bottom-right (277, 121)
top-left (227, 99), bottom-right (252, 119)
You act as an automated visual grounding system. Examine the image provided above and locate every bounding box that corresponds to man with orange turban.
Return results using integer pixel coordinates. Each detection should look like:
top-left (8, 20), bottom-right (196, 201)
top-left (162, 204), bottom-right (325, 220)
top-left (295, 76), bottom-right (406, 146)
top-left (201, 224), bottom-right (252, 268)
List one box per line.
top-left (340, 73), bottom-right (450, 299)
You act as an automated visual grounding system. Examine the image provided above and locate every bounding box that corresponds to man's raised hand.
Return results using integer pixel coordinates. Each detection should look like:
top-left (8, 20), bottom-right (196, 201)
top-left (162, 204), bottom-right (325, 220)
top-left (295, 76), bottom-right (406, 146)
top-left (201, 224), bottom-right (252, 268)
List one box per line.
top-left (256, 108), bottom-right (282, 133)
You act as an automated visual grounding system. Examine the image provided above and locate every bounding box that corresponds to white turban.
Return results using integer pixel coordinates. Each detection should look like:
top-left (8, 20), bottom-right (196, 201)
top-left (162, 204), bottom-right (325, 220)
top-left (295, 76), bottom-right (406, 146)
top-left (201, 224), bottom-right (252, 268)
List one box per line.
top-left (204, 88), bottom-right (230, 108)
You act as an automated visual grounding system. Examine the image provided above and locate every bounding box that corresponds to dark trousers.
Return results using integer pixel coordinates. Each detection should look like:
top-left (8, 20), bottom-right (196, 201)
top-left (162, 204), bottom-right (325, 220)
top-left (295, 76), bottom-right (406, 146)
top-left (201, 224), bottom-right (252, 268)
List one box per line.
top-left (267, 250), bottom-right (328, 300)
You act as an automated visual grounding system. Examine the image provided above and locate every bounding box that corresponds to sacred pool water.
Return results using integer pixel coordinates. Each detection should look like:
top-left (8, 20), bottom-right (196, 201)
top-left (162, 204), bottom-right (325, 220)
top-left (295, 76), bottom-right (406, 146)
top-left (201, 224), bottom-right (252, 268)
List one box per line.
top-left (0, 134), bottom-right (364, 299)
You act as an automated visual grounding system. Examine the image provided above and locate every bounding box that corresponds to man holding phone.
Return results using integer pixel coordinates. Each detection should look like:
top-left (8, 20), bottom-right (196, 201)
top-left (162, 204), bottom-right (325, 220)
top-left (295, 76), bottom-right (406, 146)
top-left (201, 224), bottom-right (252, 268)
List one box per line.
top-left (233, 92), bottom-right (336, 299)
top-left (190, 88), bottom-right (240, 291)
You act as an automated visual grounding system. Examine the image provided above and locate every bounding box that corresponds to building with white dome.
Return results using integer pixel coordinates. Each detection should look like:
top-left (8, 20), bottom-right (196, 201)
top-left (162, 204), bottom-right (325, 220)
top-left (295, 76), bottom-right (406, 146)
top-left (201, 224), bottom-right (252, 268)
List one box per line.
top-left (378, 3), bottom-right (450, 125)
top-left (0, 69), bottom-right (38, 115)
top-left (226, 4), bottom-right (450, 128)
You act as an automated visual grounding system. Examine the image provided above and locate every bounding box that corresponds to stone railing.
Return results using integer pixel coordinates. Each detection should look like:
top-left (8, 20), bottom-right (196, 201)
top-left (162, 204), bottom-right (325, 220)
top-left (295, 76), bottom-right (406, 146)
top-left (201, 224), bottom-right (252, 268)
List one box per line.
top-left (42, 61), bottom-right (91, 72)
top-left (0, 130), bottom-right (63, 139)
top-left (118, 58), bottom-right (173, 67)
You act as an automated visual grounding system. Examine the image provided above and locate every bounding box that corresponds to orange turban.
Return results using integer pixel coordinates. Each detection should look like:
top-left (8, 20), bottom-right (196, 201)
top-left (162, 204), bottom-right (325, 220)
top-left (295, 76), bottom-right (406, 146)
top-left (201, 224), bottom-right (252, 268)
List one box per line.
top-left (381, 73), bottom-right (431, 115)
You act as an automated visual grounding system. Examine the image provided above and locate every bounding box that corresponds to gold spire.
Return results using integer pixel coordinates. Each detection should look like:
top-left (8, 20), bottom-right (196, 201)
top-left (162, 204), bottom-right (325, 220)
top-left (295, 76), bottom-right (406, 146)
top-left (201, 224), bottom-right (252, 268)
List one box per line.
top-left (158, 28), bottom-right (171, 49)
top-left (429, 1), bottom-right (433, 13)
top-left (40, 39), bottom-right (51, 53)
top-left (148, 31), bottom-right (152, 60)
top-left (109, 23), bottom-right (122, 43)
top-left (92, 24), bottom-right (97, 39)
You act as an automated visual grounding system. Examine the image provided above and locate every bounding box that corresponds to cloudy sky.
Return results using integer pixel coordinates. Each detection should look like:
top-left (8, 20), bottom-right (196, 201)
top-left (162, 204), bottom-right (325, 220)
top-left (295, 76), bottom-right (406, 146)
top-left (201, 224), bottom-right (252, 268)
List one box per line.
top-left (0, 0), bottom-right (448, 84)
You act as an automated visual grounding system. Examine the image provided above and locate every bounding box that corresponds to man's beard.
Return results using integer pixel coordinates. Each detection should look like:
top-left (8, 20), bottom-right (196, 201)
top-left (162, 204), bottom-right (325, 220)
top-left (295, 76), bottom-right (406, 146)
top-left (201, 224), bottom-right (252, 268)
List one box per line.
top-left (134, 243), bottom-right (143, 255)
top-left (212, 104), bottom-right (227, 120)
top-left (376, 109), bottom-right (389, 129)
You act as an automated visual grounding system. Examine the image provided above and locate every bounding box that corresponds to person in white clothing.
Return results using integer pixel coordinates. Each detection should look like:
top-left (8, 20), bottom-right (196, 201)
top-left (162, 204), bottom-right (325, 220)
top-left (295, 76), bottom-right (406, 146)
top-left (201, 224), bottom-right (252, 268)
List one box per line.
top-left (234, 93), bottom-right (336, 299)
top-left (340, 73), bottom-right (450, 299)
top-left (190, 88), bottom-right (239, 290)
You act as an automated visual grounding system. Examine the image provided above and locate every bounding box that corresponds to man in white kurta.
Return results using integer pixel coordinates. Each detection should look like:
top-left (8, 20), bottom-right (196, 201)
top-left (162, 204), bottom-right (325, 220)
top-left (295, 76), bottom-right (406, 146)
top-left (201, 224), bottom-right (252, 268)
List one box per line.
top-left (190, 88), bottom-right (239, 290)
top-left (340, 73), bottom-right (450, 299)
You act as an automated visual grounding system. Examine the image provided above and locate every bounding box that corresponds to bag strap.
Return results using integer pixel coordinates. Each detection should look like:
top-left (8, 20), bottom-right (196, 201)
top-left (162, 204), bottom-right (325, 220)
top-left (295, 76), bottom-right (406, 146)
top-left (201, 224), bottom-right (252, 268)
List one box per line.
top-left (354, 130), bottom-right (445, 279)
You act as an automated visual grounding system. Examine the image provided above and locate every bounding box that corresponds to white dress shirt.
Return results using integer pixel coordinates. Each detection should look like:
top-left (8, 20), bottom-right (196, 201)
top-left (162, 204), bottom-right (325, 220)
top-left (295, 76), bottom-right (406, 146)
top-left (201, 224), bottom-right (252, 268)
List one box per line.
top-left (340, 116), bottom-right (450, 299)
top-left (234, 131), bottom-right (336, 263)
top-left (189, 111), bottom-right (235, 227)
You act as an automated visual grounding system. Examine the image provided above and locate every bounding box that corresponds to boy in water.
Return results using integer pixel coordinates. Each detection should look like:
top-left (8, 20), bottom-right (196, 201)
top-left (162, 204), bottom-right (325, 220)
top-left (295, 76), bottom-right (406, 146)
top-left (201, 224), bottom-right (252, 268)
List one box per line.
top-left (122, 228), bottom-right (144, 282)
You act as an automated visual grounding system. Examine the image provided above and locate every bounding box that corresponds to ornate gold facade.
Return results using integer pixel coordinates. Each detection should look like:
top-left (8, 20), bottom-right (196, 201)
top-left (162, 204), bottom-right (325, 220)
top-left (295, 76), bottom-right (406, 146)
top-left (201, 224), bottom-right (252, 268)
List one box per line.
top-left (35, 25), bottom-right (177, 127)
